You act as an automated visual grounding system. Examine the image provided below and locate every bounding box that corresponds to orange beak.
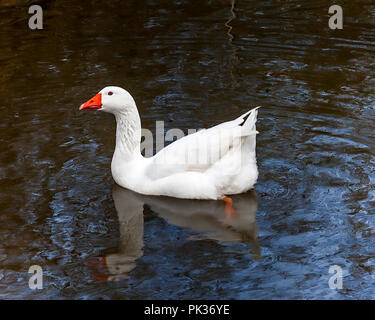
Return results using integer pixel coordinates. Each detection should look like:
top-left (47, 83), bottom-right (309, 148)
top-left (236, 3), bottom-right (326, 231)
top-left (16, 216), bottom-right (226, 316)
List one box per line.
top-left (79, 93), bottom-right (102, 110)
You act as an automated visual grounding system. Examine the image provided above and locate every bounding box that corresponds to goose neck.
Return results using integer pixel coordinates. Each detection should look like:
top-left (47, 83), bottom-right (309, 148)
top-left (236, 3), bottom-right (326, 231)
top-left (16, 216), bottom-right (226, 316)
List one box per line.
top-left (114, 109), bottom-right (141, 160)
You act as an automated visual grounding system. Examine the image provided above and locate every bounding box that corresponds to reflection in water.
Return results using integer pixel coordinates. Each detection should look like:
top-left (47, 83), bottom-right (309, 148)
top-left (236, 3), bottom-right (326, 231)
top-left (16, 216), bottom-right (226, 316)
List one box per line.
top-left (225, 0), bottom-right (238, 88)
top-left (88, 186), bottom-right (145, 281)
top-left (1, 0), bottom-right (375, 299)
top-left (89, 184), bottom-right (259, 281)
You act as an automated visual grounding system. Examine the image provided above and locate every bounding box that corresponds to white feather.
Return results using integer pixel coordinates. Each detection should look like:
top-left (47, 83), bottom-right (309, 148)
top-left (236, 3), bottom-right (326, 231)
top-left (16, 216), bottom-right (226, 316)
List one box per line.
top-left (91, 86), bottom-right (260, 200)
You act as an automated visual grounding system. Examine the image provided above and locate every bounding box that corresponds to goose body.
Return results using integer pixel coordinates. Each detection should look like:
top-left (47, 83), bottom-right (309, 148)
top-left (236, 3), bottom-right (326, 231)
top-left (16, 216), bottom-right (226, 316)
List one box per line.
top-left (80, 86), bottom-right (259, 200)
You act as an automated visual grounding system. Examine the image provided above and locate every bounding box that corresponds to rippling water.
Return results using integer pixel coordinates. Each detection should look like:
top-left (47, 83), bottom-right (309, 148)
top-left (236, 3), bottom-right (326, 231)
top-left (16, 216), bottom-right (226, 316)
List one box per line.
top-left (1, 0), bottom-right (375, 299)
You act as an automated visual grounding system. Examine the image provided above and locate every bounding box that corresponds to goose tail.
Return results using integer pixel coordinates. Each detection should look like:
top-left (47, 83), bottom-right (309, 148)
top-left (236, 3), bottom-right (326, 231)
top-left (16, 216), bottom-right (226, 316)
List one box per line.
top-left (238, 106), bottom-right (260, 130)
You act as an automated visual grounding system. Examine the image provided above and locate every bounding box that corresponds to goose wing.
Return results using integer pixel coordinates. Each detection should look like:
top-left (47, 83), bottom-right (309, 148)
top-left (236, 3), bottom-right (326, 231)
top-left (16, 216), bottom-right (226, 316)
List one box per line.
top-left (145, 107), bottom-right (259, 180)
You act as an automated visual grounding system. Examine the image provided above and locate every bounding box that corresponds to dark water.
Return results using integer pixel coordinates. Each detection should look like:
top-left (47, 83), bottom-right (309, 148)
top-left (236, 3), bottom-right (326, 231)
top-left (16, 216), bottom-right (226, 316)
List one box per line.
top-left (1, 0), bottom-right (375, 299)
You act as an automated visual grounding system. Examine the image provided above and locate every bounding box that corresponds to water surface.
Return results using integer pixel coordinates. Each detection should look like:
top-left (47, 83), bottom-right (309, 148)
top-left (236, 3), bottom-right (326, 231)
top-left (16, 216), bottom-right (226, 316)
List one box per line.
top-left (1, 0), bottom-right (375, 299)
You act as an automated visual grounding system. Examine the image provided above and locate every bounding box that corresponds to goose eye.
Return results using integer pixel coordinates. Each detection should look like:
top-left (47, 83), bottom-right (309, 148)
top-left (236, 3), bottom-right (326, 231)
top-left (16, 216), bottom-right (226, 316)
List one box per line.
top-left (108, 91), bottom-right (113, 96)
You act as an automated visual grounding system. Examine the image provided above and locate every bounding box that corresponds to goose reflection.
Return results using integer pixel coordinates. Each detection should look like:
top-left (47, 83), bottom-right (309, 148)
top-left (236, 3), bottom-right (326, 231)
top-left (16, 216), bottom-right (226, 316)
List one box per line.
top-left (89, 184), bottom-right (260, 281)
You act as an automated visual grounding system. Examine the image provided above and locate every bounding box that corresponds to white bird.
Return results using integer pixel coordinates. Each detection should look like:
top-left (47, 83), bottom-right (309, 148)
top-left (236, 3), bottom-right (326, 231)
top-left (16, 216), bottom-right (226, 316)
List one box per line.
top-left (80, 86), bottom-right (259, 209)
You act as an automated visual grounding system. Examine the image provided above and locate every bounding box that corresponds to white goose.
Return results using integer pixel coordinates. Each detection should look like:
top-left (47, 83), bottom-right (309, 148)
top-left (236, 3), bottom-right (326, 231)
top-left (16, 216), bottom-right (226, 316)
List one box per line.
top-left (80, 86), bottom-right (259, 209)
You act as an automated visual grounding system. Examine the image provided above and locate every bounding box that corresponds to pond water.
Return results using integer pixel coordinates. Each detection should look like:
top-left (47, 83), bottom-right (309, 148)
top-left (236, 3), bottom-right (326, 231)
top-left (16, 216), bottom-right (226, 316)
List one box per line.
top-left (1, 0), bottom-right (375, 299)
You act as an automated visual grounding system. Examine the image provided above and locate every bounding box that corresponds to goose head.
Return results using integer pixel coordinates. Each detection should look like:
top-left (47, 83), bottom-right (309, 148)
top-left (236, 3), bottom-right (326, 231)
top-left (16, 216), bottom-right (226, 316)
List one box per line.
top-left (79, 86), bottom-right (136, 114)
